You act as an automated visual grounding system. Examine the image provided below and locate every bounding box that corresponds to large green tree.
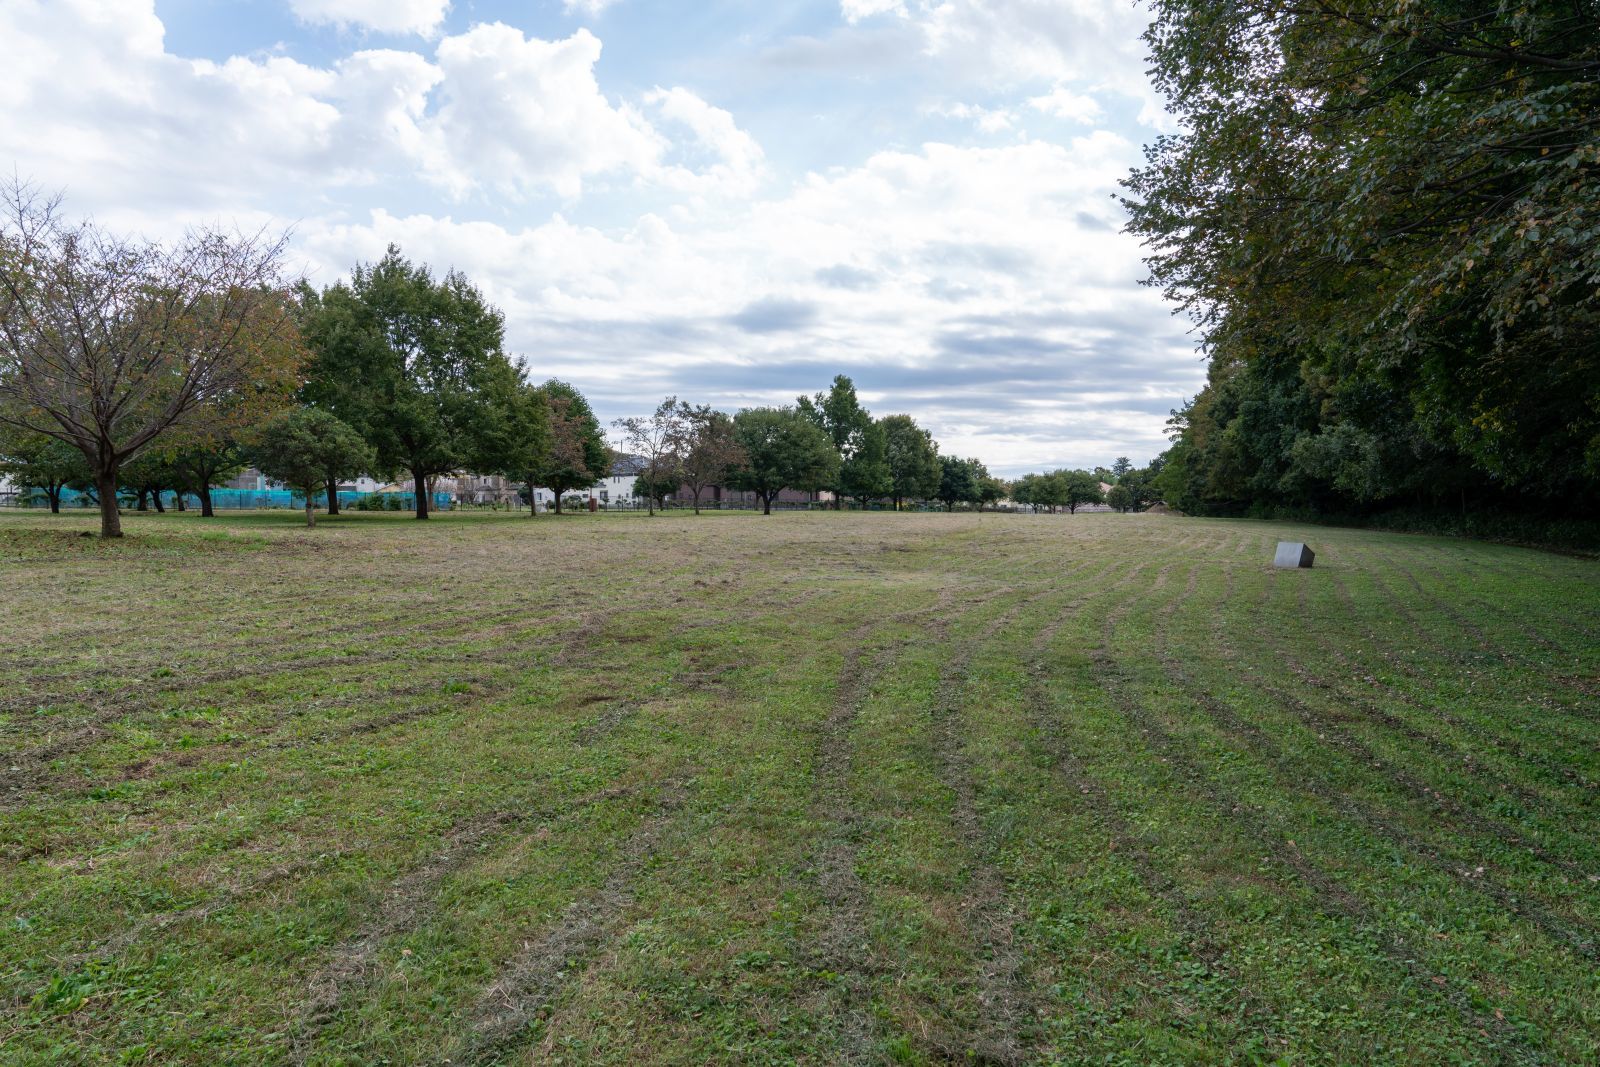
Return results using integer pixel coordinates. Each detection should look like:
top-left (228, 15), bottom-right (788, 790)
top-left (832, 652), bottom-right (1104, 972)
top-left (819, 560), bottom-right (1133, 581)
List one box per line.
top-left (298, 247), bottom-right (519, 520)
top-left (1061, 470), bottom-right (1104, 514)
top-left (976, 475), bottom-right (1006, 512)
top-left (252, 408), bottom-right (374, 528)
top-left (476, 372), bottom-right (551, 518)
top-left (0, 422), bottom-right (87, 513)
top-left (798, 375), bottom-right (873, 509)
top-left (120, 452), bottom-right (183, 513)
top-left (729, 407), bottom-right (839, 515)
top-left (169, 439), bottom-right (248, 517)
top-left (879, 414), bottom-right (940, 509)
top-left (840, 419), bottom-right (891, 506)
top-left (936, 455), bottom-right (986, 511)
top-left (1125, 0), bottom-right (1600, 519)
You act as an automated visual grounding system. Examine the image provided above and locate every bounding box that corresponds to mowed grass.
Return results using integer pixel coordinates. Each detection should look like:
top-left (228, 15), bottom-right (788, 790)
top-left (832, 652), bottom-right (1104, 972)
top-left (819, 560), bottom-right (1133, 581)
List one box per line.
top-left (2, 508), bottom-right (1598, 1065)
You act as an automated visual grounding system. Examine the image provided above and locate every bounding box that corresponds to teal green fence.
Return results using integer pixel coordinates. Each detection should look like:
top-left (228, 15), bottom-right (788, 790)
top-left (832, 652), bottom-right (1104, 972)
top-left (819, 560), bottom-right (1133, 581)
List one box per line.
top-left (22, 488), bottom-right (454, 512)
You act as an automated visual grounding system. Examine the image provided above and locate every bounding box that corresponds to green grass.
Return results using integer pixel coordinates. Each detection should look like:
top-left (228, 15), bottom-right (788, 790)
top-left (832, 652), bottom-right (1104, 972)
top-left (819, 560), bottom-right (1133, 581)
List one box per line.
top-left (2, 507), bottom-right (1597, 1064)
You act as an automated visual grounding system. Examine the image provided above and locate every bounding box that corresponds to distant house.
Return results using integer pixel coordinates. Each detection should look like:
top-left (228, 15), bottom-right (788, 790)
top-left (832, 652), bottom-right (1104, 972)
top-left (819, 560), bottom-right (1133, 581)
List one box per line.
top-left (444, 473), bottom-right (519, 506)
top-left (227, 468), bottom-right (384, 494)
top-left (593, 455), bottom-right (641, 507)
top-left (525, 456), bottom-right (640, 510)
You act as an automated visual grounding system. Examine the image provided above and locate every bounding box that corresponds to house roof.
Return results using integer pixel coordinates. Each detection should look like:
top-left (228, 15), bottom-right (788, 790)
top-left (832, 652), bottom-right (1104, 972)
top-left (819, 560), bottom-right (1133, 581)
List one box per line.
top-left (611, 454), bottom-right (647, 476)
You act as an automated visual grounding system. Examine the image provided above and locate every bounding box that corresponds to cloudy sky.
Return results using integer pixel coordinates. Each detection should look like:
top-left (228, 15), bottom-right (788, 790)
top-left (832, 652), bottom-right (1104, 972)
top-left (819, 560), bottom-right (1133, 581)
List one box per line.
top-left (0, 0), bottom-right (1199, 474)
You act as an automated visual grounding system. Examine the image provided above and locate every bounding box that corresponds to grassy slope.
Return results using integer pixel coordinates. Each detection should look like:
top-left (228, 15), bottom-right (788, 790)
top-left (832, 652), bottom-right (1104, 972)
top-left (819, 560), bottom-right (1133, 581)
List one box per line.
top-left (1, 509), bottom-right (1596, 1065)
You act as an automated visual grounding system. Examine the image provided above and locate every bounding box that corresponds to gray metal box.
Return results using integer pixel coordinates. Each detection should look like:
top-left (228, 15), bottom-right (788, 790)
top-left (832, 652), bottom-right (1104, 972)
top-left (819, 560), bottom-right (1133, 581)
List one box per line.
top-left (1274, 541), bottom-right (1315, 568)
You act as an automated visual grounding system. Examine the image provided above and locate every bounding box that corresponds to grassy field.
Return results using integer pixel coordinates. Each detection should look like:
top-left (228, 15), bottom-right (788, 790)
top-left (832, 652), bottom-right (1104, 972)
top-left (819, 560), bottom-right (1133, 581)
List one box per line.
top-left (2, 508), bottom-right (1597, 1065)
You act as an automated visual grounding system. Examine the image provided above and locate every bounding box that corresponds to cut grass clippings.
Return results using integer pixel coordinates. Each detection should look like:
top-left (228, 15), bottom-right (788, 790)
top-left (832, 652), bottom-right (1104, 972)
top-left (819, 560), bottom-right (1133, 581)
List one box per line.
top-left (2, 507), bottom-right (1597, 1064)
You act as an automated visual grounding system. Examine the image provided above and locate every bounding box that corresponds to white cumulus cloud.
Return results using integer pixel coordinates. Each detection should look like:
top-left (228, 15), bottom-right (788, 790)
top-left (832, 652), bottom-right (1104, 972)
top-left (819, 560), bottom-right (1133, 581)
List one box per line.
top-left (0, 0), bottom-right (1197, 470)
top-left (425, 25), bottom-right (662, 199)
top-left (932, 102), bottom-right (1017, 133)
top-left (644, 87), bottom-right (768, 195)
top-left (295, 136), bottom-right (1198, 471)
top-left (0, 5), bottom-right (764, 207)
top-left (1027, 86), bottom-right (1102, 123)
top-left (288, 0), bottom-right (451, 36)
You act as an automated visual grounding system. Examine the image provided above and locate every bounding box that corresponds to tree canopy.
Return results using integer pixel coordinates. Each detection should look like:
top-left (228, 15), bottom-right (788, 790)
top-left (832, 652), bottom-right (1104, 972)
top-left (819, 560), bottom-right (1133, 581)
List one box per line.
top-left (880, 414), bottom-right (940, 509)
top-left (0, 182), bottom-right (303, 536)
top-left (937, 455), bottom-right (988, 511)
top-left (253, 408), bottom-right (374, 527)
top-left (678, 403), bottom-right (744, 513)
top-left (0, 420), bottom-right (87, 513)
top-left (729, 406), bottom-right (839, 514)
top-left (298, 246), bottom-right (522, 519)
top-left (533, 379), bottom-right (609, 514)
top-left (615, 396), bottom-right (685, 517)
top-left (1125, 0), bottom-right (1600, 520)
top-left (840, 419), bottom-right (891, 505)
top-left (799, 374), bottom-right (875, 508)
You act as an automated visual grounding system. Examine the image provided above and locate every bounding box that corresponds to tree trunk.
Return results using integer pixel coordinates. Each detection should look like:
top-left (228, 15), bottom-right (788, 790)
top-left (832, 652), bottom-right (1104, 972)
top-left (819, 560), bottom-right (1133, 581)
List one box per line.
top-left (326, 475), bottom-right (341, 516)
top-left (96, 467), bottom-right (122, 538)
top-left (174, 493), bottom-right (186, 512)
top-left (528, 479), bottom-right (538, 517)
top-left (305, 498), bottom-right (316, 528)
top-left (152, 490), bottom-right (166, 514)
top-left (413, 471), bottom-right (430, 520)
top-left (199, 484), bottom-right (214, 517)
top-left (136, 490), bottom-right (149, 512)
top-left (693, 487), bottom-right (702, 515)
top-left (762, 491), bottom-right (772, 516)
top-left (554, 491), bottom-right (563, 515)
top-left (48, 486), bottom-right (62, 513)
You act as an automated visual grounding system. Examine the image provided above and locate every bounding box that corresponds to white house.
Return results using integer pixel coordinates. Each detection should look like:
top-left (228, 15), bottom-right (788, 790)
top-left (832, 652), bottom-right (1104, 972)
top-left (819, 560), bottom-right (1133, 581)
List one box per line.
top-left (527, 457), bottom-right (640, 511)
top-left (228, 468), bottom-right (385, 494)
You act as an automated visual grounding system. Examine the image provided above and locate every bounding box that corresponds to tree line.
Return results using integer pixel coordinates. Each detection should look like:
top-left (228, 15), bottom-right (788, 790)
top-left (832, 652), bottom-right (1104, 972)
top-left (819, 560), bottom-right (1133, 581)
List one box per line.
top-left (1124, 1), bottom-right (1599, 529)
top-left (3, 184), bottom-right (1164, 535)
top-left (0, 198), bottom-right (619, 535)
top-left (619, 376), bottom-right (1011, 516)
top-left (616, 382), bottom-right (1166, 516)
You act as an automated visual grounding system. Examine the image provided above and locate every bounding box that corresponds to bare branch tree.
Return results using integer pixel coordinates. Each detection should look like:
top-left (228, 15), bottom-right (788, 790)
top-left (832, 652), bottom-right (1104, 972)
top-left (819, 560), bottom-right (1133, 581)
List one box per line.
top-left (613, 396), bottom-right (686, 517)
top-left (0, 180), bottom-right (304, 536)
